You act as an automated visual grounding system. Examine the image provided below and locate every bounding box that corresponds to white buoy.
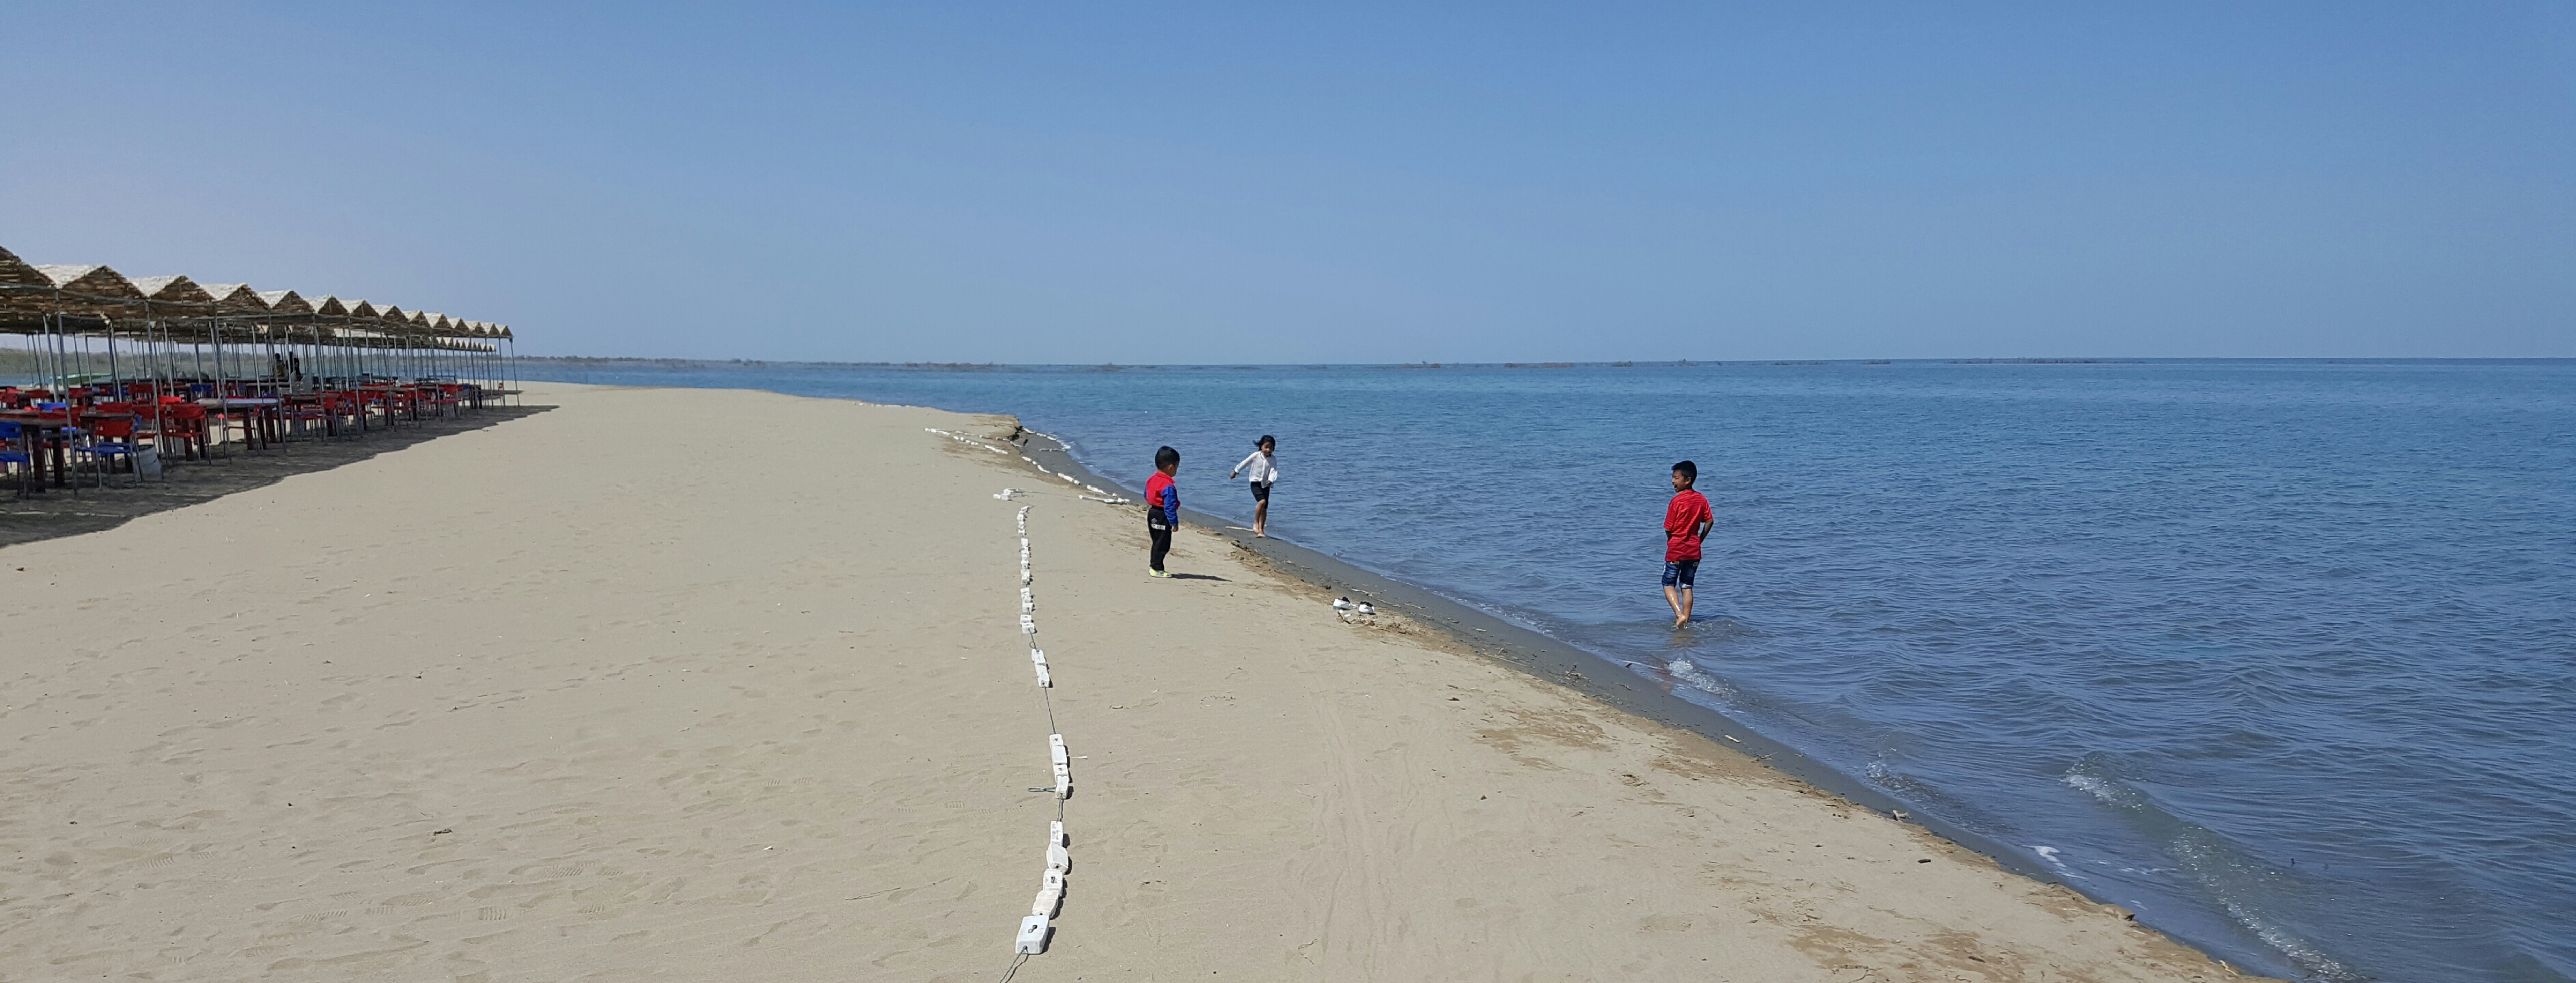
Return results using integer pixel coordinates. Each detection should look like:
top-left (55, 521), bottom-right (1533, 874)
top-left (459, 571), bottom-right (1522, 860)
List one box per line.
top-left (1034, 663), bottom-right (1051, 687)
top-left (1050, 820), bottom-right (1066, 846)
top-left (1053, 762), bottom-right (1070, 799)
top-left (1042, 867), bottom-right (1065, 893)
top-left (1014, 915), bottom-right (1050, 954)
top-left (1047, 841), bottom-right (1070, 872)
top-left (1021, 615), bottom-right (1038, 635)
top-left (1050, 734), bottom-right (1068, 766)
top-left (1031, 887), bottom-right (1061, 918)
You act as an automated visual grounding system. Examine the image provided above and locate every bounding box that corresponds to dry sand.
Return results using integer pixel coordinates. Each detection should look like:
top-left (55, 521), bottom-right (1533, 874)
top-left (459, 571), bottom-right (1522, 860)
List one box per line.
top-left (0, 384), bottom-right (2258, 981)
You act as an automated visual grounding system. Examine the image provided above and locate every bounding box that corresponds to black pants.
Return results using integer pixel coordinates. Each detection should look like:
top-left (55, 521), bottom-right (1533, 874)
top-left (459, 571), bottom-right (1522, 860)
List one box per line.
top-left (1148, 519), bottom-right (1172, 572)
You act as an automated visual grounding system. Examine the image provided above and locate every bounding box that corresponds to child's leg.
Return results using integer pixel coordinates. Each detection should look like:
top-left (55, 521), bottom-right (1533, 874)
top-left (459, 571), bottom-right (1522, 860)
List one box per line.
top-left (1149, 524), bottom-right (1172, 572)
top-left (1254, 497), bottom-right (1269, 534)
top-left (1676, 586), bottom-right (1693, 624)
top-left (1664, 585), bottom-right (1685, 619)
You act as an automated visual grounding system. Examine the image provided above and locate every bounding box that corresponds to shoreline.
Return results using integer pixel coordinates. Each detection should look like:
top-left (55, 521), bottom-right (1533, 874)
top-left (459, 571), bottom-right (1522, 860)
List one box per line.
top-left (1008, 424), bottom-right (2245, 972)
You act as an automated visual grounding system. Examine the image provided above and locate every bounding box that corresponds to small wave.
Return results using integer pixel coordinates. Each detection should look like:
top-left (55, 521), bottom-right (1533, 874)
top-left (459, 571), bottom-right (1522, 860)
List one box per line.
top-left (2064, 760), bottom-right (2364, 982)
top-left (1666, 659), bottom-right (1737, 702)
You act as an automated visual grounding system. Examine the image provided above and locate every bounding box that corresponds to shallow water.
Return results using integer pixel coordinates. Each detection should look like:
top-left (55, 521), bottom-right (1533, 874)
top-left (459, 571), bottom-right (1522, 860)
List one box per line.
top-left (523, 359), bottom-right (2575, 982)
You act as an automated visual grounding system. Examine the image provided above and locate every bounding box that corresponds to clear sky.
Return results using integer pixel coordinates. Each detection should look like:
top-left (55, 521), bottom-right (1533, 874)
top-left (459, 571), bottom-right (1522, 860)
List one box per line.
top-left (5, 3), bottom-right (2569, 361)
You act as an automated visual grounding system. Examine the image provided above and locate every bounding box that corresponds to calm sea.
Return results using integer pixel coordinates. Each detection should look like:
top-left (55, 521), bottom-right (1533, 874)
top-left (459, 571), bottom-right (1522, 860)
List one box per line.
top-left (522, 359), bottom-right (2573, 982)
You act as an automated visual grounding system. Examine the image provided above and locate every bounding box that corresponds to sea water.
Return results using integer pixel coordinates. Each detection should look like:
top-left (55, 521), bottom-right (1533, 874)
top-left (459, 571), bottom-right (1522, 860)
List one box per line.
top-left (521, 359), bottom-right (2574, 982)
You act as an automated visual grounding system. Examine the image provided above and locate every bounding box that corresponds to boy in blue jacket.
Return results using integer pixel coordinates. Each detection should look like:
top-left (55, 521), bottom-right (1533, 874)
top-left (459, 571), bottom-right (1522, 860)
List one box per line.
top-left (1145, 445), bottom-right (1180, 577)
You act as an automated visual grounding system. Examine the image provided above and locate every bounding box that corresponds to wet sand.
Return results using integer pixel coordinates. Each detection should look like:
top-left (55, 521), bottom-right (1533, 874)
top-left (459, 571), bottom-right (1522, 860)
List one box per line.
top-left (0, 383), bottom-right (2257, 980)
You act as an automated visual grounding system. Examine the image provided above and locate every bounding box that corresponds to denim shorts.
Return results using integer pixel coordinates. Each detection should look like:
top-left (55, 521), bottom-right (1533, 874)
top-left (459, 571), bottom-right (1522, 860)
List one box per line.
top-left (1660, 559), bottom-right (1699, 589)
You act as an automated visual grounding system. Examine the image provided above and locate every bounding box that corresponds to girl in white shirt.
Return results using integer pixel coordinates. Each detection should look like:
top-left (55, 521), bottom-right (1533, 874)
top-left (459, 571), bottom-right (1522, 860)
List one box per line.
top-left (1230, 435), bottom-right (1279, 538)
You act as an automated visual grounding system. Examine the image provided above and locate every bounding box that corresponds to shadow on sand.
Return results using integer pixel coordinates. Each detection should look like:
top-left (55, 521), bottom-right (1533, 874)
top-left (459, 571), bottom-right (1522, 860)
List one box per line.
top-left (0, 405), bottom-right (555, 551)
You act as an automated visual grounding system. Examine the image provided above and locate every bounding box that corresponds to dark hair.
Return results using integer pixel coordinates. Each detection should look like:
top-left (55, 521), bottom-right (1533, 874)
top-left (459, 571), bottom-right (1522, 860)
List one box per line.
top-left (1672, 460), bottom-right (1698, 482)
top-left (1257, 434), bottom-right (1275, 448)
top-left (1155, 445), bottom-right (1180, 469)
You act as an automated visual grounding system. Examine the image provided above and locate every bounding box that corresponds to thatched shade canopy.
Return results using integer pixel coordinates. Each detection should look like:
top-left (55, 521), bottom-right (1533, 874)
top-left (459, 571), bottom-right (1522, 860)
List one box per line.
top-left (0, 245), bottom-right (49, 287)
top-left (130, 275), bottom-right (216, 307)
top-left (202, 283), bottom-right (270, 314)
top-left (36, 264), bottom-right (144, 300)
top-left (306, 295), bottom-right (348, 317)
top-left (258, 290), bottom-right (313, 315)
top-left (344, 299), bottom-right (380, 319)
top-left (32, 264), bottom-right (146, 320)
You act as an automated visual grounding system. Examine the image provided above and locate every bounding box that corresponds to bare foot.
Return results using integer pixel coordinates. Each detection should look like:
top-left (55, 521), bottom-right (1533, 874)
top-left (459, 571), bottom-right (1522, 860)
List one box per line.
top-left (1673, 615), bottom-right (1689, 628)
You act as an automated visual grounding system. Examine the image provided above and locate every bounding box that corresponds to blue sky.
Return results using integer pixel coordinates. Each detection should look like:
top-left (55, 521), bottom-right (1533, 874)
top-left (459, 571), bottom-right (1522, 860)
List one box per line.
top-left (4, 3), bottom-right (2569, 361)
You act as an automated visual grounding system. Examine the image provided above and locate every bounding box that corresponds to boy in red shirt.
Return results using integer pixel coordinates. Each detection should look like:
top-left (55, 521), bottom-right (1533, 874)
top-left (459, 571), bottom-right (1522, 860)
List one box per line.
top-left (1145, 445), bottom-right (1180, 578)
top-left (1662, 460), bottom-right (1713, 627)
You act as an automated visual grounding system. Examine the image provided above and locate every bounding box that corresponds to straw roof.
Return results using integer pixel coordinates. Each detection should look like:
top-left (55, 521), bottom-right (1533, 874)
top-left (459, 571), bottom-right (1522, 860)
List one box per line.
top-left (306, 294), bottom-right (348, 316)
top-left (344, 299), bottom-right (380, 318)
top-left (201, 283), bottom-right (271, 314)
top-left (35, 264), bottom-right (144, 299)
top-left (130, 275), bottom-right (216, 306)
top-left (258, 290), bottom-right (313, 315)
top-left (0, 245), bottom-right (49, 288)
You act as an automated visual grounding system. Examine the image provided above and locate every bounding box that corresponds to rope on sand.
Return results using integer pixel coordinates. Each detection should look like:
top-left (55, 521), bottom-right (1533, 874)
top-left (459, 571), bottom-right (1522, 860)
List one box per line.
top-left (1008, 502), bottom-right (1074, 960)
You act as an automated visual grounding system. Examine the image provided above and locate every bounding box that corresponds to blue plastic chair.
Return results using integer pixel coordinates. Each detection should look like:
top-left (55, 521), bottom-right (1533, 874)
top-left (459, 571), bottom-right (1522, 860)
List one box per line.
top-left (75, 428), bottom-right (140, 487)
top-left (0, 421), bottom-right (31, 497)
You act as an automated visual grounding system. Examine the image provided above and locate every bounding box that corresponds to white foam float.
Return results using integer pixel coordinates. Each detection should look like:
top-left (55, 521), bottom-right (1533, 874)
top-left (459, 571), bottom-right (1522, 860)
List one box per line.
top-left (1014, 914), bottom-right (1050, 954)
top-left (1021, 614), bottom-right (1038, 635)
top-left (1021, 568), bottom-right (1033, 585)
top-left (1052, 761), bottom-right (1070, 799)
top-left (1050, 820), bottom-right (1066, 846)
top-left (1021, 587), bottom-right (1036, 613)
top-left (1033, 663), bottom-right (1051, 687)
top-left (1050, 734), bottom-right (1068, 765)
top-left (1031, 887), bottom-right (1061, 918)
top-left (1042, 866), bottom-right (1065, 893)
top-left (1047, 840), bottom-right (1070, 872)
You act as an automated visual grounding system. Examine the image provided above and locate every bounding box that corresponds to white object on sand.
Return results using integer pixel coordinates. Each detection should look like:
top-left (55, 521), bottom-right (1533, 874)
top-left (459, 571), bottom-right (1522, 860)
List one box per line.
top-left (1031, 887), bottom-right (1061, 918)
top-left (1333, 597), bottom-right (1354, 610)
top-left (1357, 603), bottom-right (1375, 615)
top-left (1050, 820), bottom-right (1066, 846)
top-left (993, 488), bottom-right (1024, 500)
top-left (1047, 841), bottom-right (1070, 872)
top-left (1014, 915), bottom-right (1050, 954)
top-left (1042, 867), bottom-right (1064, 893)
top-left (1021, 615), bottom-right (1037, 635)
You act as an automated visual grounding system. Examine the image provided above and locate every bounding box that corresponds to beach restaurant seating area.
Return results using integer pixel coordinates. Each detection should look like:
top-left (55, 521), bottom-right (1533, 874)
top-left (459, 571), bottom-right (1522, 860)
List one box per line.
top-left (0, 244), bottom-right (520, 495)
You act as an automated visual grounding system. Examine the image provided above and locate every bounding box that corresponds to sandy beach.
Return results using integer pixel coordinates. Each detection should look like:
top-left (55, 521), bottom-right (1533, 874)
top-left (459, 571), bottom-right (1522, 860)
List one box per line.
top-left (1, 383), bottom-right (2257, 981)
